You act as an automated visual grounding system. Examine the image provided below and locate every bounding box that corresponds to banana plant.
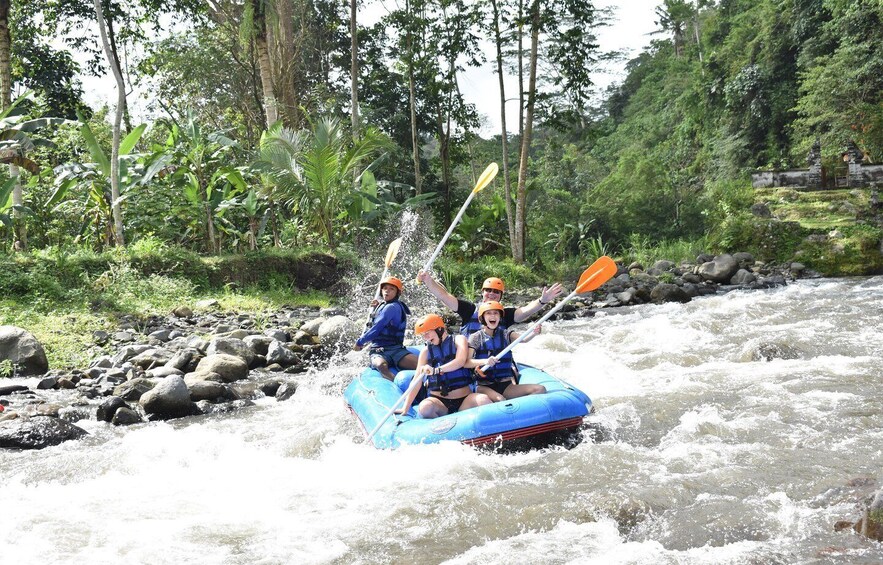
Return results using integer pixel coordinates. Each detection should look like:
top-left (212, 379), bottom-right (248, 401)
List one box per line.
top-left (0, 91), bottom-right (71, 247)
top-left (160, 110), bottom-right (242, 253)
top-left (49, 118), bottom-right (161, 248)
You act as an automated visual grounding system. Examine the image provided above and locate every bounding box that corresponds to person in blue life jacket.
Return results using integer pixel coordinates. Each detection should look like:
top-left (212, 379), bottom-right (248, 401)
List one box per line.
top-left (353, 276), bottom-right (418, 381)
top-left (465, 301), bottom-right (546, 401)
top-left (395, 313), bottom-right (492, 418)
top-left (415, 272), bottom-right (563, 336)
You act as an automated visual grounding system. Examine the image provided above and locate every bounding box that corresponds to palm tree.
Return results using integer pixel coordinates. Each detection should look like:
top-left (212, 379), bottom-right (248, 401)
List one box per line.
top-left (254, 117), bottom-right (392, 249)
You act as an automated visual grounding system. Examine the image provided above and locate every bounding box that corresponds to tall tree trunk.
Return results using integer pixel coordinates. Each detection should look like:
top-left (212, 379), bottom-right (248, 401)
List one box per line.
top-left (491, 0), bottom-right (516, 257)
top-left (514, 2), bottom-right (539, 263)
top-left (93, 0), bottom-right (125, 247)
top-left (349, 0), bottom-right (359, 137)
top-left (104, 15), bottom-right (132, 133)
top-left (0, 0), bottom-right (24, 251)
top-left (517, 0), bottom-right (525, 141)
top-left (406, 0), bottom-right (421, 194)
top-left (252, 0), bottom-right (279, 127)
top-left (274, 0), bottom-right (300, 127)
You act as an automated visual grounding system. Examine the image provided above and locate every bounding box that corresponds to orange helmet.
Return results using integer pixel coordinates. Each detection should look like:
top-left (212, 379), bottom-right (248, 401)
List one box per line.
top-left (379, 276), bottom-right (403, 294)
top-left (478, 301), bottom-right (504, 325)
top-left (415, 313), bottom-right (445, 334)
top-left (482, 277), bottom-right (505, 294)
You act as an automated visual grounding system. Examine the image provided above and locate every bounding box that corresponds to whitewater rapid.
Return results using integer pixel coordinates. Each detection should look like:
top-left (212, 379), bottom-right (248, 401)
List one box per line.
top-left (2, 277), bottom-right (883, 564)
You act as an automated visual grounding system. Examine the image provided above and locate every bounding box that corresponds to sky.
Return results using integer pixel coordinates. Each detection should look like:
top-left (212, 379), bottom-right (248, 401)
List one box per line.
top-left (79, 1), bottom-right (662, 136)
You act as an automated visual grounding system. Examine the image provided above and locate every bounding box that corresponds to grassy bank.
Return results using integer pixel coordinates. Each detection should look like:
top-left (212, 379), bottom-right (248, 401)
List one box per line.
top-left (0, 246), bottom-right (342, 369)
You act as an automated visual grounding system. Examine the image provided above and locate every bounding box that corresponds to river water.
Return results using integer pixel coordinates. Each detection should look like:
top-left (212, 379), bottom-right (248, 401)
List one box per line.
top-left (2, 277), bottom-right (883, 564)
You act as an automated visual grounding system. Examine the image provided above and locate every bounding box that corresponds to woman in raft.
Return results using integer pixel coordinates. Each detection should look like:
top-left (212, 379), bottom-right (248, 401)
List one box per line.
top-left (396, 313), bottom-right (492, 418)
top-left (466, 301), bottom-right (546, 401)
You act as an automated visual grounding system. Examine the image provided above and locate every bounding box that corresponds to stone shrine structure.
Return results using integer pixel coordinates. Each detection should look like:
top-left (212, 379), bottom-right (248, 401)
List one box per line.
top-left (752, 140), bottom-right (883, 190)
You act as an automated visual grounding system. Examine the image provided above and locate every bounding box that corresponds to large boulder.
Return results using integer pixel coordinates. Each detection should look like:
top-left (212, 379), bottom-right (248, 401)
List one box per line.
top-left (698, 254), bottom-right (739, 283)
top-left (206, 337), bottom-right (255, 367)
top-left (139, 375), bottom-right (193, 419)
top-left (649, 283), bottom-right (692, 304)
top-left (193, 354), bottom-right (248, 383)
top-left (266, 340), bottom-right (299, 367)
top-left (0, 326), bottom-right (49, 376)
top-left (318, 315), bottom-right (359, 347)
top-left (0, 416), bottom-right (87, 449)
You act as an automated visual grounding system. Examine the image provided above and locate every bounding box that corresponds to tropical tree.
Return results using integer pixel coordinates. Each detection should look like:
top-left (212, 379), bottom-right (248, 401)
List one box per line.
top-left (156, 111), bottom-right (244, 253)
top-left (254, 117), bottom-right (393, 249)
top-left (50, 119), bottom-right (159, 248)
top-left (0, 92), bottom-right (69, 249)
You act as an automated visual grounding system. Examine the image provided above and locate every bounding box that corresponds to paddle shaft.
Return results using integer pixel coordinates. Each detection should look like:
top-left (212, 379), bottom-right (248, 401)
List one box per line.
top-left (420, 190), bottom-right (478, 275)
top-left (366, 372), bottom-right (427, 441)
top-left (372, 267), bottom-right (390, 302)
top-left (479, 289), bottom-right (579, 373)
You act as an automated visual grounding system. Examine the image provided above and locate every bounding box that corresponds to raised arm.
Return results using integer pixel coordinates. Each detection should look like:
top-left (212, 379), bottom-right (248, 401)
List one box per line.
top-left (417, 270), bottom-right (459, 312)
top-left (514, 283), bottom-right (563, 323)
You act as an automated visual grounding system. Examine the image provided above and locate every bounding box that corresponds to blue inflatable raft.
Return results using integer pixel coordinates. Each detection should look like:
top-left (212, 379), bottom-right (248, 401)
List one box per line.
top-left (344, 362), bottom-right (593, 450)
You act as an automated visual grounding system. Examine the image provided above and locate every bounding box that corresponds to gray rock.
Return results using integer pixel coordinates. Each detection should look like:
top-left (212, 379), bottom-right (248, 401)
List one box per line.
top-left (187, 380), bottom-right (227, 402)
top-left (0, 416), bottom-right (88, 449)
top-left (732, 252), bottom-right (755, 269)
top-left (113, 378), bottom-right (156, 402)
top-left (0, 326), bottom-right (49, 376)
top-left (244, 335), bottom-right (273, 356)
top-left (649, 283), bottom-right (692, 304)
top-left (300, 318), bottom-right (325, 336)
top-left (698, 254), bottom-right (739, 283)
top-left (193, 354), bottom-right (248, 383)
top-left (97, 396), bottom-right (128, 422)
top-left (266, 340), bottom-right (299, 367)
top-left (206, 337), bottom-right (255, 366)
top-left (129, 348), bottom-right (174, 370)
top-left (318, 315), bottom-right (359, 347)
top-left (148, 329), bottom-right (173, 342)
top-left (36, 376), bottom-right (58, 390)
top-left (90, 356), bottom-right (113, 369)
top-left (165, 349), bottom-right (198, 372)
top-left (111, 407), bottom-right (142, 426)
top-left (0, 384), bottom-right (28, 396)
top-left (263, 329), bottom-right (290, 342)
top-left (730, 269), bottom-right (757, 285)
top-left (146, 366), bottom-right (185, 379)
top-left (171, 305), bottom-right (193, 318)
top-left (276, 382), bottom-right (298, 401)
top-left (139, 375), bottom-right (193, 419)
top-left (113, 345), bottom-right (152, 366)
top-left (750, 202), bottom-right (771, 218)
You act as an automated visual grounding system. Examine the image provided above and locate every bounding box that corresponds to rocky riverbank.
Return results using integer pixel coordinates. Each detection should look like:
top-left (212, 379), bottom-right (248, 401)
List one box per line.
top-left (0, 251), bottom-right (813, 447)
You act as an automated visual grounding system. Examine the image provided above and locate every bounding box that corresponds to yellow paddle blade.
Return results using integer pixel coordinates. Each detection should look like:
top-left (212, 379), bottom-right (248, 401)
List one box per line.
top-left (471, 162), bottom-right (499, 194)
top-left (575, 256), bottom-right (618, 294)
top-left (384, 237), bottom-right (403, 268)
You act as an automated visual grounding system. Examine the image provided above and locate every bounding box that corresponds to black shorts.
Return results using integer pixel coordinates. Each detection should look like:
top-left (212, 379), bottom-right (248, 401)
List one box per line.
top-left (431, 394), bottom-right (467, 414)
top-left (478, 379), bottom-right (513, 396)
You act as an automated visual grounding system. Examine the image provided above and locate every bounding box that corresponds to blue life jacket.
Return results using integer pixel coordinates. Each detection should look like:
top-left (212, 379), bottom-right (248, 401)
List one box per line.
top-left (426, 335), bottom-right (473, 395)
top-left (459, 307), bottom-right (483, 336)
top-left (366, 300), bottom-right (409, 348)
top-left (471, 329), bottom-right (515, 382)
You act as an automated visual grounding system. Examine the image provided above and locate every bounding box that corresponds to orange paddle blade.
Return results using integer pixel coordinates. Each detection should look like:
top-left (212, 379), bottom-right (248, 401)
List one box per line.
top-left (472, 162), bottom-right (499, 194)
top-left (384, 237), bottom-right (402, 268)
top-left (575, 256), bottom-right (618, 294)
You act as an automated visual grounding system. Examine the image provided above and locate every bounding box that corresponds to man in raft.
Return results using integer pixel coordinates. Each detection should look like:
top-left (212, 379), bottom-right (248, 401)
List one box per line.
top-left (466, 301), bottom-right (546, 401)
top-left (416, 271), bottom-right (563, 335)
top-left (353, 276), bottom-right (418, 380)
top-left (396, 313), bottom-right (492, 418)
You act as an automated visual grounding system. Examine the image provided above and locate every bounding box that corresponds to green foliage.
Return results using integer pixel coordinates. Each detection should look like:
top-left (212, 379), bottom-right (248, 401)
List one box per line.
top-left (0, 359), bottom-right (13, 379)
top-left (254, 118), bottom-right (394, 248)
top-left (795, 223), bottom-right (883, 275)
